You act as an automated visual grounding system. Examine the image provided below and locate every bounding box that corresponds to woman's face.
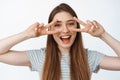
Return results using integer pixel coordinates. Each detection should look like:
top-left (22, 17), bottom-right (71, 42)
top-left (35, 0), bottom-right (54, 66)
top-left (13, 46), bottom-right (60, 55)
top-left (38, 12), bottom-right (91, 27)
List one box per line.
top-left (52, 11), bottom-right (77, 52)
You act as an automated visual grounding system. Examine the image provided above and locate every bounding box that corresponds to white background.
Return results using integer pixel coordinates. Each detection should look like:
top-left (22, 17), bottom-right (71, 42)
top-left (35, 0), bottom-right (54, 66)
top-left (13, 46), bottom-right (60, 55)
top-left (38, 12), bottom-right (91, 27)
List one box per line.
top-left (0, 0), bottom-right (120, 80)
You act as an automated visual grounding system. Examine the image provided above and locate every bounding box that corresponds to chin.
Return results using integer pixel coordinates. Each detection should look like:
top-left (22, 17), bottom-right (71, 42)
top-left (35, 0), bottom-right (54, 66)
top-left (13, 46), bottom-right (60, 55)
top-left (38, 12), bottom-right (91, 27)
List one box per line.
top-left (61, 44), bottom-right (72, 49)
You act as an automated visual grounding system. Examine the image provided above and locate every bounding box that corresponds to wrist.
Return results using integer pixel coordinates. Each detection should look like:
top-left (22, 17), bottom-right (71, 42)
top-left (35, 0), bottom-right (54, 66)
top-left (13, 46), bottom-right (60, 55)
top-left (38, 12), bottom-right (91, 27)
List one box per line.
top-left (20, 31), bottom-right (33, 39)
top-left (99, 31), bottom-right (108, 39)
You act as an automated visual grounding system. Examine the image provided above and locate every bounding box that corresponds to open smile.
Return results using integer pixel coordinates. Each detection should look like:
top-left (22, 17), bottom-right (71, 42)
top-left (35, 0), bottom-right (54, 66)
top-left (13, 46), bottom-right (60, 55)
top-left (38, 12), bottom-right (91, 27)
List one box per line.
top-left (60, 35), bottom-right (71, 44)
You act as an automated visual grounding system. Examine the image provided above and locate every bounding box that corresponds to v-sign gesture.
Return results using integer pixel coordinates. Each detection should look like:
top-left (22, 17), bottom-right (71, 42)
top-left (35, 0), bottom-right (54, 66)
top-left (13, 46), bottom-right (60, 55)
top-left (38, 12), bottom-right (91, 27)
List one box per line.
top-left (72, 17), bottom-right (105, 37)
top-left (25, 19), bottom-right (60, 38)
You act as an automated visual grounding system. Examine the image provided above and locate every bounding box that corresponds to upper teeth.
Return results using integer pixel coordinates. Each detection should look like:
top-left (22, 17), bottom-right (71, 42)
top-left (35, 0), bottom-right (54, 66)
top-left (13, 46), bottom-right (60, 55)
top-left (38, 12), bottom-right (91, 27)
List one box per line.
top-left (61, 36), bottom-right (70, 38)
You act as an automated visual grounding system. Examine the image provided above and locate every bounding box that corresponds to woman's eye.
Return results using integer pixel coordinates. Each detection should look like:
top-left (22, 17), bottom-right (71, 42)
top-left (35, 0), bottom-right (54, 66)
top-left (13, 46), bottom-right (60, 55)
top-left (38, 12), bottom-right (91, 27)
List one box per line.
top-left (54, 24), bottom-right (61, 27)
top-left (68, 22), bottom-right (75, 26)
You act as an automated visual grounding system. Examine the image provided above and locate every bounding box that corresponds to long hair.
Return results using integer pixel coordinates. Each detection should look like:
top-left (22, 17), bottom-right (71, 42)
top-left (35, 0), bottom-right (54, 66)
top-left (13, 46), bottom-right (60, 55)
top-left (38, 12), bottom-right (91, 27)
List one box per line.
top-left (42, 3), bottom-right (90, 80)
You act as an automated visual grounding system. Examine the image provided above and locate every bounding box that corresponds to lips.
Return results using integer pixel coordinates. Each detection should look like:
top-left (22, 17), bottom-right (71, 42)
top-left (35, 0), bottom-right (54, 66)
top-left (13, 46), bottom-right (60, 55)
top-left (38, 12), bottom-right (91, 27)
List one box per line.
top-left (60, 35), bottom-right (71, 44)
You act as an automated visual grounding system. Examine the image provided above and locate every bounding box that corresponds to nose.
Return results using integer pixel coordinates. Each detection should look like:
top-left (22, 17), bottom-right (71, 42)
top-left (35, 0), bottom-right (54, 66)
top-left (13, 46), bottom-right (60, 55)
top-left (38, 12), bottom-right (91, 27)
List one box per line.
top-left (62, 25), bottom-right (70, 33)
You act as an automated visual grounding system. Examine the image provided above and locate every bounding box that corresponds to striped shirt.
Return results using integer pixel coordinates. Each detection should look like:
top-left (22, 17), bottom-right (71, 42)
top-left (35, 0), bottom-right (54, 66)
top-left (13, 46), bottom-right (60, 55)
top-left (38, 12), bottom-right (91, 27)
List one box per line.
top-left (27, 48), bottom-right (105, 79)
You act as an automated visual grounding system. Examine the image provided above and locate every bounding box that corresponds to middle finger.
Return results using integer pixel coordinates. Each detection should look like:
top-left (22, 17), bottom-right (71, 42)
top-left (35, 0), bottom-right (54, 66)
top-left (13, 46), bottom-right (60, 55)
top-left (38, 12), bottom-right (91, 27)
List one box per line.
top-left (45, 19), bottom-right (58, 29)
top-left (73, 17), bottom-right (88, 27)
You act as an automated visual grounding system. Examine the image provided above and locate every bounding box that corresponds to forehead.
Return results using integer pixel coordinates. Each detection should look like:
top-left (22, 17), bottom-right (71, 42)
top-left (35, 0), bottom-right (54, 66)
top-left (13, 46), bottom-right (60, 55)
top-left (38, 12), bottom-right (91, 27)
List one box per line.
top-left (53, 11), bottom-right (73, 22)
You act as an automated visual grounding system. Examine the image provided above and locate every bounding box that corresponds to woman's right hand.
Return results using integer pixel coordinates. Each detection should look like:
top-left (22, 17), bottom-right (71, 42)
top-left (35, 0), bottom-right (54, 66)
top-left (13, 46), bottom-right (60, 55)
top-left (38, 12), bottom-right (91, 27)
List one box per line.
top-left (24, 19), bottom-right (60, 38)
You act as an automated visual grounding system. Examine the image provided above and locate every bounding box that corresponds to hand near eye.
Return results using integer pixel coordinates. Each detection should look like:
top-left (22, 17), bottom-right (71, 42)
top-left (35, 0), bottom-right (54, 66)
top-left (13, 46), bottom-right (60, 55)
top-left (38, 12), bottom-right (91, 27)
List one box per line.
top-left (72, 17), bottom-right (105, 37)
top-left (24, 20), bottom-right (60, 38)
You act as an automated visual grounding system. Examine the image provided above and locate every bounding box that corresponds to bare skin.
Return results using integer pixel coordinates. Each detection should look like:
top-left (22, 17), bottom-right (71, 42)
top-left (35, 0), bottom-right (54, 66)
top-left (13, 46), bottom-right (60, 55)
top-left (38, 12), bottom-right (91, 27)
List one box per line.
top-left (73, 17), bottom-right (120, 70)
top-left (0, 15), bottom-right (120, 71)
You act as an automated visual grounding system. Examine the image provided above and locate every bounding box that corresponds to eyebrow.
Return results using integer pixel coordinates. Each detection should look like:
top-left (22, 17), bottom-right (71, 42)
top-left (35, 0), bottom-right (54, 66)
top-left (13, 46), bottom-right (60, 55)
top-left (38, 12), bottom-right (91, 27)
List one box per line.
top-left (67, 20), bottom-right (75, 22)
top-left (56, 19), bottom-right (75, 23)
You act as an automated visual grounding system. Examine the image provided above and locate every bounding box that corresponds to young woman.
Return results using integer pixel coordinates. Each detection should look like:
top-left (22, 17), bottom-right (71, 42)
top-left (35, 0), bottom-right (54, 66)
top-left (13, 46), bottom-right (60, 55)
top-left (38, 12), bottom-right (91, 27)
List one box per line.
top-left (0, 3), bottom-right (120, 80)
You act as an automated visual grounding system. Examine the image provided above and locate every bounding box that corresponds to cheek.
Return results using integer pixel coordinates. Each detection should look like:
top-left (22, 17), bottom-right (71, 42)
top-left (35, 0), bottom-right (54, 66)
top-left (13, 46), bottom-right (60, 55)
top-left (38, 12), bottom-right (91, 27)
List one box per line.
top-left (53, 34), bottom-right (60, 42)
top-left (72, 32), bottom-right (77, 38)
top-left (71, 32), bottom-right (77, 42)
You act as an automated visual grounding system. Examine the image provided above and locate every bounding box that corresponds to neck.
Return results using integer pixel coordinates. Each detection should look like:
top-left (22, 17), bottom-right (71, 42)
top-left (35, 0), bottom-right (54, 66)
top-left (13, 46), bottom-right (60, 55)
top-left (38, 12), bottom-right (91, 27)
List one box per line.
top-left (58, 46), bottom-right (70, 54)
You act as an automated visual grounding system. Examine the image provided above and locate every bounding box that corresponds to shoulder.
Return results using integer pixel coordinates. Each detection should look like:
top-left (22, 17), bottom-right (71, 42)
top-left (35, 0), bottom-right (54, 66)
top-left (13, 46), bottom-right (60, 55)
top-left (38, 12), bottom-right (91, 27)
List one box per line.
top-left (27, 47), bottom-right (46, 55)
top-left (85, 49), bottom-right (106, 73)
top-left (26, 48), bottom-right (46, 71)
top-left (85, 49), bottom-right (105, 60)
top-left (26, 47), bottom-right (46, 62)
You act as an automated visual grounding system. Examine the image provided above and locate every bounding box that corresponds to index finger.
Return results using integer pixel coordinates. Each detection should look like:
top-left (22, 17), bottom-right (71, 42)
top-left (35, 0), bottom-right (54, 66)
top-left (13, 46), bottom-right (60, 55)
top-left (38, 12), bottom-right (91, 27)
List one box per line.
top-left (73, 17), bottom-right (88, 27)
top-left (47, 29), bottom-right (61, 35)
top-left (45, 19), bottom-right (58, 28)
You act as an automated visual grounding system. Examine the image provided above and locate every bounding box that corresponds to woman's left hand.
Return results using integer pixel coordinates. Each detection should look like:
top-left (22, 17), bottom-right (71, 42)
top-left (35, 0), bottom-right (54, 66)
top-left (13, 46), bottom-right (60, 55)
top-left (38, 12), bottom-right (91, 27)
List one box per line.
top-left (72, 17), bottom-right (105, 37)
